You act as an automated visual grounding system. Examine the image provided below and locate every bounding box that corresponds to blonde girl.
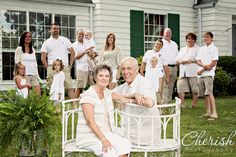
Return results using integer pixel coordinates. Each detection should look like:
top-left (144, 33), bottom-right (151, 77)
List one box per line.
top-left (14, 62), bottom-right (32, 98)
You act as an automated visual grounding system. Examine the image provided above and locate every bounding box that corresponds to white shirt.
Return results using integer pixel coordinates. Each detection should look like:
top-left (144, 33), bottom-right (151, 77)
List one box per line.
top-left (161, 38), bottom-right (179, 65)
top-left (50, 71), bottom-right (65, 101)
top-left (145, 66), bottom-right (163, 92)
top-left (196, 42), bottom-right (219, 77)
top-left (22, 53), bottom-right (38, 75)
top-left (114, 74), bottom-right (161, 146)
top-left (142, 49), bottom-right (167, 73)
top-left (85, 38), bottom-right (97, 52)
top-left (41, 36), bottom-right (72, 66)
top-left (176, 45), bottom-right (199, 78)
top-left (72, 41), bottom-right (90, 71)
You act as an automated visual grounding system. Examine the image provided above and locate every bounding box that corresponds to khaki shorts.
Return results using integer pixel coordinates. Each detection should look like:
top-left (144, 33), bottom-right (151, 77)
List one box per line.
top-left (47, 65), bottom-right (73, 89)
top-left (177, 77), bottom-right (198, 93)
top-left (26, 75), bottom-right (39, 86)
top-left (76, 70), bottom-right (94, 89)
top-left (198, 76), bottom-right (214, 97)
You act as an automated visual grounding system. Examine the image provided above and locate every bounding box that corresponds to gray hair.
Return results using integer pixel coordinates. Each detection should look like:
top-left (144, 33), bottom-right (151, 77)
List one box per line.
top-left (121, 56), bottom-right (139, 69)
top-left (92, 64), bottom-right (113, 83)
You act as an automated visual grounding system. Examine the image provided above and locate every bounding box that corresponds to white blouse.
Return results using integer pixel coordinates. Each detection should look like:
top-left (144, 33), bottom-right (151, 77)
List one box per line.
top-left (50, 71), bottom-right (65, 101)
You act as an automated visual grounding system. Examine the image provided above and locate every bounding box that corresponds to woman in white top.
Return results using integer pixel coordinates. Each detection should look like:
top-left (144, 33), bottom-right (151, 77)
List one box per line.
top-left (99, 33), bottom-right (122, 89)
top-left (176, 32), bottom-right (199, 108)
top-left (76, 64), bottom-right (130, 157)
top-left (15, 31), bottom-right (41, 95)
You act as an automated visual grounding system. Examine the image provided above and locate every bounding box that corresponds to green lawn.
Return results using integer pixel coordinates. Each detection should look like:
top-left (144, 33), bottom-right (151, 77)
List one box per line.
top-left (1, 96), bottom-right (236, 157)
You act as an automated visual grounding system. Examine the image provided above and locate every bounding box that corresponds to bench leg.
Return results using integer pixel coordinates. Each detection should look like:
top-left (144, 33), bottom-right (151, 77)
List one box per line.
top-left (144, 151), bottom-right (147, 157)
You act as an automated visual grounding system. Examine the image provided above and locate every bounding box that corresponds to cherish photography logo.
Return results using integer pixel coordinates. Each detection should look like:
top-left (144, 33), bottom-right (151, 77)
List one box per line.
top-left (182, 130), bottom-right (236, 147)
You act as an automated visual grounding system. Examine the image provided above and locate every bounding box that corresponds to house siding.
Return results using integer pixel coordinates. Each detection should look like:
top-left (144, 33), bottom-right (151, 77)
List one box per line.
top-left (92, 0), bottom-right (196, 57)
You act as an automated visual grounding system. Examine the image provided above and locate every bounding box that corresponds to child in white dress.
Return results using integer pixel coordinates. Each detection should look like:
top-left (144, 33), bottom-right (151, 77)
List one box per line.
top-left (145, 56), bottom-right (164, 103)
top-left (14, 62), bottom-right (32, 98)
top-left (50, 59), bottom-right (65, 103)
top-left (84, 30), bottom-right (97, 70)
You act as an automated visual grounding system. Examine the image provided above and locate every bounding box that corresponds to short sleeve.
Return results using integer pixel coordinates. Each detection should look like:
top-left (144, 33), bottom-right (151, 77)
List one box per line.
top-left (142, 51), bottom-right (148, 63)
top-left (212, 47), bottom-right (219, 61)
top-left (41, 41), bottom-right (48, 53)
top-left (80, 92), bottom-right (96, 106)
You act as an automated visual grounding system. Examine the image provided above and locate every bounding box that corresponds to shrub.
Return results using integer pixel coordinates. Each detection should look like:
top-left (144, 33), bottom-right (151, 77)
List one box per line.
top-left (214, 67), bottom-right (231, 96)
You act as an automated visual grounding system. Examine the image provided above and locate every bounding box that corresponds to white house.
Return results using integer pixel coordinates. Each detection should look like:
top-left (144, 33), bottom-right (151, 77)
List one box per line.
top-left (0, 0), bottom-right (235, 89)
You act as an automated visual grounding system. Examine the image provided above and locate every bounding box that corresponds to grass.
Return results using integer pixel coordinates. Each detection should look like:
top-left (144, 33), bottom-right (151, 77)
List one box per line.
top-left (1, 96), bottom-right (236, 157)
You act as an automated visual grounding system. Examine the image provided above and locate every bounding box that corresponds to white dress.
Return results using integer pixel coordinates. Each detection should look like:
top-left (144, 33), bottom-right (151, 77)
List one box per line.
top-left (50, 71), bottom-right (65, 101)
top-left (16, 78), bottom-right (28, 98)
top-left (145, 66), bottom-right (163, 92)
top-left (76, 86), bottom-right (130, 157)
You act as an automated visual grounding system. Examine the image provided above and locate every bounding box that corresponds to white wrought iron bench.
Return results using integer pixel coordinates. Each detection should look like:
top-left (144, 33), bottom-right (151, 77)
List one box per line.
top-left (62, 97), bottom-right (181, 157)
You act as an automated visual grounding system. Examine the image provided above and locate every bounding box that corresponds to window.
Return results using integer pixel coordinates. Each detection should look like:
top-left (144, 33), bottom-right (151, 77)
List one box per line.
top-left (1, 10), bottom-right (76, 80)
top-left (144, 13), bottom-right (166, 52)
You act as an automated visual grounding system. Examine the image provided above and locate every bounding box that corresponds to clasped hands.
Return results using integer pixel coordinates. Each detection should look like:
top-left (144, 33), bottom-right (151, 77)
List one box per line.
top-left (121, 93), bottom-right (145, 106)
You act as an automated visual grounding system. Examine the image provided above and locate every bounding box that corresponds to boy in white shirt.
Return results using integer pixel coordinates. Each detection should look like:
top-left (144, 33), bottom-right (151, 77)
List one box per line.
top-left (196, 32), bottom-right (218, 120)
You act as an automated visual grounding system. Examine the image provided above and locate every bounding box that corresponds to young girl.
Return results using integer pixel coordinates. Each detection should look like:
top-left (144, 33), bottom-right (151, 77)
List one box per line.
top-left (145, 56), bottom-right (164, 104)
top-left (50, 59), bottom-right (65, 103)
top-left (14, 62), bottom-right (32, 98)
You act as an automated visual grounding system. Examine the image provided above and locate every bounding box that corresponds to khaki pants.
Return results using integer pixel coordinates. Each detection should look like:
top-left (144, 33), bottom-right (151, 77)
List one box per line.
top-left (162, 66), bottom-right (177, 104)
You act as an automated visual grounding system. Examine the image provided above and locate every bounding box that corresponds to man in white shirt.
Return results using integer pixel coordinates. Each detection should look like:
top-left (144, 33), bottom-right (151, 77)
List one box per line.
top-left (113, 57), bottom-right (161, 146)
top-left (41, 23), bottom-right (75, 99)
top-left (196, 32), bottom-right (218, 120)
top-left (161, 28), bottom-right (179, 104)
top-left (72, 29), bottom-right (97, 98)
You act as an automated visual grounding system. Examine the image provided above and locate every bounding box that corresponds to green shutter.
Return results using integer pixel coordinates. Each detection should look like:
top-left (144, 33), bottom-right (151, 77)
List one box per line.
top-left (130, 10), bottom-right (144, 57)
top-left (168, 13), bottom-right (180, 47)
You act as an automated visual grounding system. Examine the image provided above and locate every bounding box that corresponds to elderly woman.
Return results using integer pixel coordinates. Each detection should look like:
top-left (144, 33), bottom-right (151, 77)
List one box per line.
top-left (176, 32), bottom-right (199, 108)
top-left (15, 31), bottom-right (41, 95)
top-left (99, 33), bottom-right (122, 89)
top-left (76, 64), bottom-right (130, 157)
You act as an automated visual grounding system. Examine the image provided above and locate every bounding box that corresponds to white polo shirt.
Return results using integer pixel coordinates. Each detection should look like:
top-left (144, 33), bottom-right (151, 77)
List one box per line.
top-left (41, 36), bottom-right (72, 66)
top-left (114, 74), bottom-right (161, 146)
top-left (196, 42), bottom-right (219, 78)
top-left (161, 38), bottom-right (179, 65)
top-left (72, 40), bottom-right (90, 71)
top-left (176, 45), bottom-right (199, 78)
top-left (142, 49), bottom-right (167, 73)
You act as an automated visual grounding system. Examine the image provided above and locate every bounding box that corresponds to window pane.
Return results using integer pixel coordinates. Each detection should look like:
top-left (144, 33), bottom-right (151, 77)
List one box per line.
top-left (45, 26), bottom-right (51, 38)
top-left (62, 15), bottom-right (68, 27)
top-left (154, 15), bottom-right (159, 25)
top-left (37, 26), bottom-right (45, 38)
top-left (30, 26), bottom-right (37, 38)
top-left (2, 37), bottom-right (10, 49)
top-left (19, 25), bottom-right (27, 36)
top-left (55, 14), bottom-right (61, 26)
top-left (37, 13), bottom-right (44, 25)
top-left (11, 38), bottom-right (18, 49)
top-left (69, 28), bottom-right (75, 40)
top-left (69, 16), bottom-right (75, 27)
top-left (9, 10), bottom-right (19, 24)
top-left (61, 27), bottom-right (68, 37)
top-left (45, 13), bottom-right (52, 26)
top-left (1, 23), bottom-right (11, 37)
top-left (145, 14), bottom-right (148, 24)
top-left (149, 14), bottom-right (153, 24)
top-left (160, 15), bottom-right (165, 25)
top-left (155, 25), bottom-right (160, 36)
top-left (2, 52), bottom-right (15, 80)
top-left (19, 11), bottom-right (26, 24)
top-left (145, 25), bottom-right (148, 35)
top-left (149, 25), bottom-right (154, 35)
top-left (29, 12), bottom-right (36, 25)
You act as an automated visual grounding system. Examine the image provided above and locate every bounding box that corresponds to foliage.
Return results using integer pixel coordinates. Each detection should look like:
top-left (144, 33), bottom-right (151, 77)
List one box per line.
top-left (217, 56), bottom-right (236, 95)
top-left (214, 67), bottom-right (231, 96)
top-left (136, 55), bottom-right (143, 67)
top-left (0, 90), bottom-right (60, 156)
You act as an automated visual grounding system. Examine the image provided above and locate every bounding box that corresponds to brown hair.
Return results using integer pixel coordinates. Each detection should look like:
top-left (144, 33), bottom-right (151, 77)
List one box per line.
top-left (52, 59), bottom-right (64, 71)
top-left (204, 32), bottom-right (213, 38)
top-left (185, 32), bottom-right (197, 41)
top-left (92, 64), bottom-right (113, 83)
top-left (19, 31), bottom-right (33, 54)
top-left (104, 33), bottom-right (116, 51)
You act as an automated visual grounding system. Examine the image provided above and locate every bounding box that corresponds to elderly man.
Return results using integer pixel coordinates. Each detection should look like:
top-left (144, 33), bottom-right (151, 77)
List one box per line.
top-left (41, 23), bottom-right (75, 99)
top-left (161, 28), bottom-right (179, 104)
top-left (113, 57), bottom-right (161, 146)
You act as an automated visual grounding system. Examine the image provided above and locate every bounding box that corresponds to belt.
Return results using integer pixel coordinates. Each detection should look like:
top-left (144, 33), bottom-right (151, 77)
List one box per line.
top-left (168, 64), bottom-right (177, 67)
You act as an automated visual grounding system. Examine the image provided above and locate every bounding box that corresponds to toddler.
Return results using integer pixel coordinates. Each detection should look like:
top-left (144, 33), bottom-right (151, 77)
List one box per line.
top-left (50, 59), bottom-right (65, 103)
